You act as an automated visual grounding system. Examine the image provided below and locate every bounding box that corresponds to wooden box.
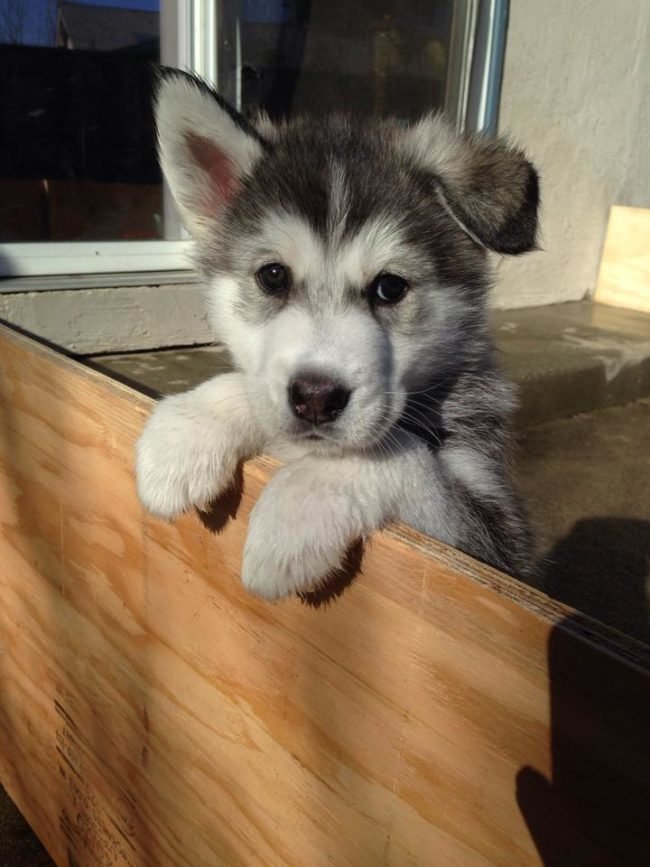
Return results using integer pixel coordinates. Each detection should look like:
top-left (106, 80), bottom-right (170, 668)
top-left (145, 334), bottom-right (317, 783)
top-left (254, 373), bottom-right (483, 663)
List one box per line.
top-left (1, 324), bottom-right (649, 866)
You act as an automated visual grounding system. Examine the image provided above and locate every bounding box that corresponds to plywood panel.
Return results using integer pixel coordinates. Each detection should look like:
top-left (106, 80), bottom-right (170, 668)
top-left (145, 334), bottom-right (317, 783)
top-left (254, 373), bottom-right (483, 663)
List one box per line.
top-left (595, 205), bottom-right (650, 313)
top-left (0, 324), bottom-right (649, 867)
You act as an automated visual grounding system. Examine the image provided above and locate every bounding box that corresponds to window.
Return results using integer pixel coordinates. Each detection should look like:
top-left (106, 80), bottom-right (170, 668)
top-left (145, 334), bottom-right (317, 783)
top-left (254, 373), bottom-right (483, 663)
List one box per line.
top-left (0, 0), bottom-right (507, 281)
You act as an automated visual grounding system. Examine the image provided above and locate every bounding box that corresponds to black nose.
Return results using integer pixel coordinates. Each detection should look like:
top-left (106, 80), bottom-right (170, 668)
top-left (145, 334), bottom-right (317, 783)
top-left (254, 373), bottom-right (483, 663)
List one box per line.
top-left (288, 374), bottom-right (351, 425)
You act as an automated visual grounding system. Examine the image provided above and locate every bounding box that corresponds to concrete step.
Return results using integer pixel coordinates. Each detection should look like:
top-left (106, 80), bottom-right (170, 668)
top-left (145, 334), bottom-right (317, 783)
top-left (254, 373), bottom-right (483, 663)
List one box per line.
top-left (88, 301), bottom-right (650, 428)
top-left (516, 396), bottom-right (650, 644)
top-left (495, 301), bottom-right (650, 426)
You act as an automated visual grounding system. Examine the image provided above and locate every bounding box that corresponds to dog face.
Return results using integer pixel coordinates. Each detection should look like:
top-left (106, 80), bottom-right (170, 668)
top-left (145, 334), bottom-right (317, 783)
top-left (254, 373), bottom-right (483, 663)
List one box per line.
top-left (156, 70), bottom-right (538, 451)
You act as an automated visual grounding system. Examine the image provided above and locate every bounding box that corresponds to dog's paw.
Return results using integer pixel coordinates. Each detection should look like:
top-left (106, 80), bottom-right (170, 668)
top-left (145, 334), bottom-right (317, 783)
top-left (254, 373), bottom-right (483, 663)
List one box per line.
top-left (241, 465), bottom-right (364, 600)
top-left (135, 394), bottom-right (238, 520)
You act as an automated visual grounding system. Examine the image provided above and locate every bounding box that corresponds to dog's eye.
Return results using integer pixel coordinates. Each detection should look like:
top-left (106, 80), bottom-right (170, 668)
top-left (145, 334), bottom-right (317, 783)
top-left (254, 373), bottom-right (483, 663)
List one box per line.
top-left (369, 273), bottom-right (408, 305)
top-left (256, 263), bottom-right (290, 295)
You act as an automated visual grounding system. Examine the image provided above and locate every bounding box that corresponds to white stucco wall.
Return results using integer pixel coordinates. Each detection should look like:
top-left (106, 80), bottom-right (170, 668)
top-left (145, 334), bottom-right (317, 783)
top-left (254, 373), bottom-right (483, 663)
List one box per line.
top-left (492, 0), bottom-right (650, 309)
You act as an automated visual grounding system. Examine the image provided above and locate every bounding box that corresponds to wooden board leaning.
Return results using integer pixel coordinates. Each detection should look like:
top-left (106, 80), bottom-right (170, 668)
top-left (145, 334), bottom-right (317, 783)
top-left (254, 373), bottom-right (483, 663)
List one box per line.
top-left (595, 205), bottom-right (650, 314)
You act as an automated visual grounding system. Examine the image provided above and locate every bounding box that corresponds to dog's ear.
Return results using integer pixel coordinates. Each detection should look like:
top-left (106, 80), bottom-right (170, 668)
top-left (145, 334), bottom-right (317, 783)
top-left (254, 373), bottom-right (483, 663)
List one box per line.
top-left (403, 114), bottom-right (539, 255)
top-left (155, 68), bottom-right (268, 240)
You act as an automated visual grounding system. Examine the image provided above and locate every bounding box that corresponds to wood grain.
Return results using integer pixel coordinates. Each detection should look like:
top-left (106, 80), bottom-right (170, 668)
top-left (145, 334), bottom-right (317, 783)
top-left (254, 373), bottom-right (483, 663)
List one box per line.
top-left (595, 205), bottom-right (650, 313)
top-left (1, 323), bottom-right (649, 867)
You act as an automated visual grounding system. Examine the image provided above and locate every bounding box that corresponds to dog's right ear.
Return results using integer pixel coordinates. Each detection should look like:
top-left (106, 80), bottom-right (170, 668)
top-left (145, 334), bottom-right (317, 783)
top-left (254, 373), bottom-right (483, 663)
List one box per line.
top-left (402, 114), bottom-right (539, 255)
top-left (155, 68), bottom-right (269, 240)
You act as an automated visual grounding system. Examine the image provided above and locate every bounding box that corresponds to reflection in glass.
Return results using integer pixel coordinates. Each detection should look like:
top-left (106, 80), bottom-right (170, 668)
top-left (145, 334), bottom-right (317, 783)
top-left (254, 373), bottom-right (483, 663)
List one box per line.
top-left (234, 0), bottom-right (454, 119)
top-left (0, 0), bottom-right (162, 243)
top-left (0, 0), bottom-right (456, 245)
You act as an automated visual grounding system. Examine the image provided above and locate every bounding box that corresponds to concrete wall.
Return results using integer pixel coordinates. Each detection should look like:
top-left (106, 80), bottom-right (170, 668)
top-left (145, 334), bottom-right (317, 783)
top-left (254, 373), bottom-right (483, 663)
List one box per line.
top-left (492, 0), bottom-right (650, 309)
top-left (0, 283), bottom-right (211, 354)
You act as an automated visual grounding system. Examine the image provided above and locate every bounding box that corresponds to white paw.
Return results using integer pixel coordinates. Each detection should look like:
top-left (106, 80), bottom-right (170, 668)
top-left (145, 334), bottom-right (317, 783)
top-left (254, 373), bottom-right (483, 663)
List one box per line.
top-left (135, 394), bottom-right (238, 520)
top-left (241, 464), bottom-right (365, 600)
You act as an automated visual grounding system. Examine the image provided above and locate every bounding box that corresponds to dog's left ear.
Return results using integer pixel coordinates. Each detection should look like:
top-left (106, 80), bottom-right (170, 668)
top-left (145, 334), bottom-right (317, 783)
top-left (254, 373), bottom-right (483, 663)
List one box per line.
top-left (403, 114), bottom-right (539, 255)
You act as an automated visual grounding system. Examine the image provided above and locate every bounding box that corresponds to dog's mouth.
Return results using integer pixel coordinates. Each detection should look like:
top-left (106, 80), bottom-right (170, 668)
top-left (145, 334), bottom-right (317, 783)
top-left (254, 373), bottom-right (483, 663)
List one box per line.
top-left (285, 420), bottom-right (345, 450)
top-left (287, 407), bottom-right (399, 451)
top-left (294, 427), bottom-right (334, 443)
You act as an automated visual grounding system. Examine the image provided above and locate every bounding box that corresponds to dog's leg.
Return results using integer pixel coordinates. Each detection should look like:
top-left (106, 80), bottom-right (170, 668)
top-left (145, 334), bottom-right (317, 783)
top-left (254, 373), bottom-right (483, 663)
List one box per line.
top-left (242, 430), bottom-right (459, 600)
top-left (136, 373), bottom-right (264, 519)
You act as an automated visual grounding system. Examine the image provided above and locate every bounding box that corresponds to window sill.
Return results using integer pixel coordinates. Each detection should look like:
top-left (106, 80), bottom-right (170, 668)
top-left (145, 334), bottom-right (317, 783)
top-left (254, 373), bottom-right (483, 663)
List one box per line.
top-left (0, 278), bottom-right (210, 354)
top-left (0, 270), bottom-right (198, 294)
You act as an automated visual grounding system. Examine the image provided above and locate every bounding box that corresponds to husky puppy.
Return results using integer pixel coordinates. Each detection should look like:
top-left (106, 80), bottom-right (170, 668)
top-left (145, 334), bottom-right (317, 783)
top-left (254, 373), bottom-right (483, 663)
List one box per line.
top-left (136, 69), bottom-right (538, 600)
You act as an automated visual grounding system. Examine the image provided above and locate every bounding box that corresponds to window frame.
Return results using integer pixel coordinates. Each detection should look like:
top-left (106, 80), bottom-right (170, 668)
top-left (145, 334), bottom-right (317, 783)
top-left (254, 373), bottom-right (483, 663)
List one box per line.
top-left (0, 0), bottom-right (508, 287)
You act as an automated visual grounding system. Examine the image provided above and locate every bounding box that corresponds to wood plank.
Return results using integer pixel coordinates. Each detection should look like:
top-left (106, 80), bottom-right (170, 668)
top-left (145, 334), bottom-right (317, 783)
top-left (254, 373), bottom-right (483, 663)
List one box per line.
top-left (595, 205), bottom-right (650, 313)
top-left (0, 323), bottom-right (649, 867)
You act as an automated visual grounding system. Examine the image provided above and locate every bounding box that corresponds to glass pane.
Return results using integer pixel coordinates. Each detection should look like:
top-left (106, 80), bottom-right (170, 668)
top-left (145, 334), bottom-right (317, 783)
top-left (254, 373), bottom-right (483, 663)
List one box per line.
top-left (0, 0), bottom-right (165, 243)
top-left (235, 0), bottom-right (454, 119)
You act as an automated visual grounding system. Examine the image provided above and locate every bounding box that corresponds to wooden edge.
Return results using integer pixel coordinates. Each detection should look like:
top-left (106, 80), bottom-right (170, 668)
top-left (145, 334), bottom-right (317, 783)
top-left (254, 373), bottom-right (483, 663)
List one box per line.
top-left (385, 524), bottom-right (650, 673)
top-left (3, 318), bottom-right (649, 674)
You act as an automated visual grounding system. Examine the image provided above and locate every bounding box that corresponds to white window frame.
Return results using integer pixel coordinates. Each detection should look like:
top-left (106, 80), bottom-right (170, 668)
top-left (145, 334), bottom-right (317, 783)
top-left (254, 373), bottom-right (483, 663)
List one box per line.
top-left (0, 0), bottom-right (508, 286)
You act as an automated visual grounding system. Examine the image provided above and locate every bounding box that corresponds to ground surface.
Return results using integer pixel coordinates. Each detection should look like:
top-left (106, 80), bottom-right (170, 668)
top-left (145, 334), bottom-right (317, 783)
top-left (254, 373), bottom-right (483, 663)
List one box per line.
top-left (517, 398), bottom-right (650, 645)
top-left (0, 793), bottom-right (53, 867)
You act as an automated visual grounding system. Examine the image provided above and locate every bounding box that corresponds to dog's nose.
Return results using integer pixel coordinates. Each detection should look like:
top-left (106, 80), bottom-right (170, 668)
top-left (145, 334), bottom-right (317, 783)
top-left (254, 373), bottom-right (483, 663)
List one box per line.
top-left (288, 374), bottom-right (351, 425)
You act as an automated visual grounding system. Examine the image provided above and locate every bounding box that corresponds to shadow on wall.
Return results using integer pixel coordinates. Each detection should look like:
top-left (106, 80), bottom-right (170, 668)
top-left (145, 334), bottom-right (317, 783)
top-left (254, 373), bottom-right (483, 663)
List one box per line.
top-left (538, 517), bottom-right (650, 645)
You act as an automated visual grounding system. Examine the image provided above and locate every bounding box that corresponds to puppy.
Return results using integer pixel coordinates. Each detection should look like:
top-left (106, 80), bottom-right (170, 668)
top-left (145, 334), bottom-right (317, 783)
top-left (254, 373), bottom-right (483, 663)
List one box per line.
top-left (136, 69), bottom-right (538, 600)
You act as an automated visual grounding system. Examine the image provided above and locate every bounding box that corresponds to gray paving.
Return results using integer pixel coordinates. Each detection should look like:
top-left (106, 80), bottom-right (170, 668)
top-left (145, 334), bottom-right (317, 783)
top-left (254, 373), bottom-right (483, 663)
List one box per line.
top-left (495, 302), bottom-right (650, 426)
top-left (88, 344), bottom-right (233, 396)
top-left (517, 398), bottom-right (650, 644)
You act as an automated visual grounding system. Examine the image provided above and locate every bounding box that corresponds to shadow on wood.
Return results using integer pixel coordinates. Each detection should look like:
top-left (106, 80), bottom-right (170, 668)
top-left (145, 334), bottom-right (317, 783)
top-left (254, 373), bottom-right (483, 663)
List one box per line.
top-left (298, 539), bottom-right (366, 608)
top-left (518, 611), bottom-right (650, 865)
top-left (197, 460), bottom-right (246, 534)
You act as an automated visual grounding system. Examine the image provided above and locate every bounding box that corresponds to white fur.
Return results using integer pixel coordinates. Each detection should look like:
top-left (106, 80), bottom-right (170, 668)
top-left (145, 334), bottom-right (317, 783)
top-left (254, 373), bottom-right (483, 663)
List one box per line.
top-left (206, 275), bottom-right (263, 373)
top-left (243, 430), bottom-right (457, 599)
top-left (442, 446), bottom-right (504, 501)
top-left (205, 211), bottom-right (434, 450)
top-left (335, 214), bottom-right (414, 287)
top-left (403, 113), bottom-right (471, 186)
top-left (137, 372), bottom-right (463, 600)
top-left (249, 211), bottom-right (326, 282)
top-left (136, 373), bottom-right (264, 518)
